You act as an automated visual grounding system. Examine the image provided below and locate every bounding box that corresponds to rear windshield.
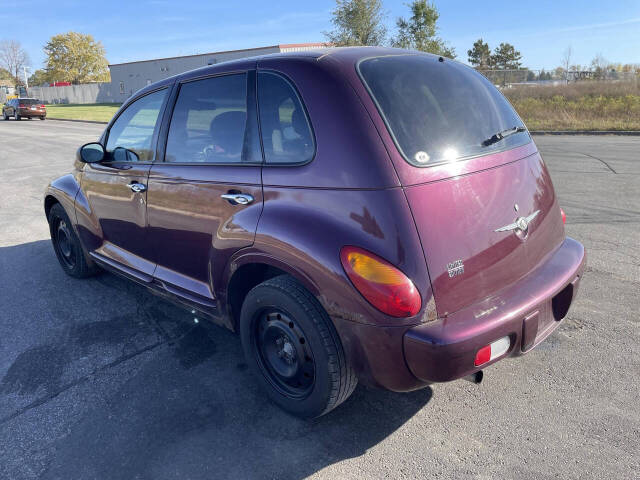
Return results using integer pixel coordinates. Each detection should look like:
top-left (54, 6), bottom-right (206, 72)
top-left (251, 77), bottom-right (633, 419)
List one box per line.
top-left (358, 55), bottom-right (530, 166)
top-left (20, 99), bottom-right (41, 105)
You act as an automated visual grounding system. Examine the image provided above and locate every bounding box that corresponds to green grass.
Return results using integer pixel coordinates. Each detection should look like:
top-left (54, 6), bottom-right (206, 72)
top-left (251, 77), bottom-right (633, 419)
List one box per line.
top-left (44, 103), bottom-right (121, 122)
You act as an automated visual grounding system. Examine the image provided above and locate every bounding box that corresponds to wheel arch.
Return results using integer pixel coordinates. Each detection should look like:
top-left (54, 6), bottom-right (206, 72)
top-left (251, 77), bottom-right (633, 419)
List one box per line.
top-left (223, 252), bottom-right (321, 333)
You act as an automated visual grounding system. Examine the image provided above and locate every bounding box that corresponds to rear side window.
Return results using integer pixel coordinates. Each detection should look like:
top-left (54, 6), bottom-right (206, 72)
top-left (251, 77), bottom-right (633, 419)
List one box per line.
top-left (358, 55), bottom-right (530, 166)
top-left (106, 88), bottom-right (167, 162)
top-left (258, 72), bottom-right (314, 164)
top-left (165, 73), bottom-right (261, 164)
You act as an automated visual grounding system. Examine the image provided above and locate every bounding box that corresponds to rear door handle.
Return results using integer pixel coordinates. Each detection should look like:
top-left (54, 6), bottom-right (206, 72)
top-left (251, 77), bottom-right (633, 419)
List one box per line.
top-left (221, 193), bottom-right (254, 205)
top-left (128, 182), bottom-right (147, 193)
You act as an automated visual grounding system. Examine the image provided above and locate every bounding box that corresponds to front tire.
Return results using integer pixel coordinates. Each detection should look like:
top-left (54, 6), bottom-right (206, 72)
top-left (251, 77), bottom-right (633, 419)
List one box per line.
top-left (240, 275), bottom-right (357, 418)
top-left (48, 203), bottom-right (98, 278)
top-left (40, 116), bottom-right (46, 120)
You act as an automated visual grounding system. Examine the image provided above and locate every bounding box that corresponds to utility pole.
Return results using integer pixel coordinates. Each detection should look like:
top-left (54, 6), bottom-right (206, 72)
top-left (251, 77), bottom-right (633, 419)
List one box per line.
top-left (23, 66), bottom-right (29, 90)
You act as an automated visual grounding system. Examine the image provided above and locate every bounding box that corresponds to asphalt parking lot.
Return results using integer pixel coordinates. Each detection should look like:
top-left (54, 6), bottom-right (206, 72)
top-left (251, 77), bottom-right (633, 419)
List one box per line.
top-left (0, 119), bottom-right (638, 479)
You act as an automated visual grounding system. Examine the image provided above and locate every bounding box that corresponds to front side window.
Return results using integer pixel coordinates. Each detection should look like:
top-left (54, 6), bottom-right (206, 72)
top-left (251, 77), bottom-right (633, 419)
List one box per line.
top-left (358, 55), bottom-right (530, 167)
top-left (165, 73), bottom-right (260, 164)
top-left (106, 88), bottom-right (167, 162)
top-left (258, 72), bottom-right (314, 164)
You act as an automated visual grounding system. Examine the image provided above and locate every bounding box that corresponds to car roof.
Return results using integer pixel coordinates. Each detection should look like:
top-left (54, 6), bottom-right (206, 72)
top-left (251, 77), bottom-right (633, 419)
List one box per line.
top-left (135, 47), bottom-right (444, 98)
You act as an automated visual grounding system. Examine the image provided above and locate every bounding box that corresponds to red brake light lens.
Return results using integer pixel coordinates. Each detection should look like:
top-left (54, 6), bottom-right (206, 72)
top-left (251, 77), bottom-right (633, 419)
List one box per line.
top-left (560, 208), bottom-right (566, 224)
top-left (340, 246), bottom-right (421, 318)
top-left (19, 104), bottom-right (25, 108)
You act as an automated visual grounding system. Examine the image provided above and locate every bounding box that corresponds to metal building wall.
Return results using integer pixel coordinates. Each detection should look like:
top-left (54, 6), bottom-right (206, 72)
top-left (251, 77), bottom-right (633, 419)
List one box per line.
top-left (108, 46), bottom-right (281, 99)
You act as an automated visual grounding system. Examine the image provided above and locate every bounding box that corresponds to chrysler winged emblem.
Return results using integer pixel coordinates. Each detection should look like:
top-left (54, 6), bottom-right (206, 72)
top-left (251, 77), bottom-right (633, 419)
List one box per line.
top-left (495, 209), bottom-right (540, 234)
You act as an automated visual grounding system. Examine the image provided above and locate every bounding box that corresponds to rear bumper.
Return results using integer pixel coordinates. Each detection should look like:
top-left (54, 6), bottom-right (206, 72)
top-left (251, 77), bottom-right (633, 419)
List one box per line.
top-left (18, 108), bottom-right (46, 117)
top-left (403, 237), bottom-right (586, 383)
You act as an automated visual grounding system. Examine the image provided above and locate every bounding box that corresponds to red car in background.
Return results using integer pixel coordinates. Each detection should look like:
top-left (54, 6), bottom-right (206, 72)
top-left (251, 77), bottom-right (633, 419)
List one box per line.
top-left (2, 98), bottom-right (46, 120)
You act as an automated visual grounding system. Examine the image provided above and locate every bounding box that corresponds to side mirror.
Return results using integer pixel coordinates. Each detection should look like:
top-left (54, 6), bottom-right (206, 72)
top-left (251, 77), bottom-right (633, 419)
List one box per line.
top-left (78, 142), bottom-right (105, 163)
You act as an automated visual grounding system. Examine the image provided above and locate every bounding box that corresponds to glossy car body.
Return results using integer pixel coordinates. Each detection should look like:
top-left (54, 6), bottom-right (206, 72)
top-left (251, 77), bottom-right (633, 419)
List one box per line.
top-left (3, 98), bottom-right (46, 120)
top-left (44, 47), bottom-right (585, 395)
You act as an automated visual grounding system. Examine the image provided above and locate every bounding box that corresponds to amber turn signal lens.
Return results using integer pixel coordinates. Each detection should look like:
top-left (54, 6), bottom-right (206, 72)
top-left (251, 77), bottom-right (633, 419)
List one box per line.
top-left (340, 246), bottom-right (421, 318)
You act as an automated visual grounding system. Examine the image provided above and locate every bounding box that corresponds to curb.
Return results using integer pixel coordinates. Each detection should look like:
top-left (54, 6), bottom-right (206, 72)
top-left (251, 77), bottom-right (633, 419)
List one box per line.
top-left (47, 117), bottom-right (109, 125)
top-left (531, 130), bottom-right (640, 136)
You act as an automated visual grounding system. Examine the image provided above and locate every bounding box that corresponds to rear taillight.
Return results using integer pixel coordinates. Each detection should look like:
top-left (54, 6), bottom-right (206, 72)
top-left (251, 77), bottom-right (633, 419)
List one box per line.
top-left (19, 104), bottom-right (25, 108)
top-left (560, 208), bottom-right (566, 224)
top-left (474, 336), bottom-right (511, 366)
top-left (40, 104), bottom-right (45, 109)
top-left (340, 246), bottom-right (421, 317)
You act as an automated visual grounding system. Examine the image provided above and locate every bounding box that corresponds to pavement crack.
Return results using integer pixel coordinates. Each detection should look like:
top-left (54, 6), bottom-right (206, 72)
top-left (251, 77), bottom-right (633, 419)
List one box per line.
top-left (576, 151), bottom-right (617, 174)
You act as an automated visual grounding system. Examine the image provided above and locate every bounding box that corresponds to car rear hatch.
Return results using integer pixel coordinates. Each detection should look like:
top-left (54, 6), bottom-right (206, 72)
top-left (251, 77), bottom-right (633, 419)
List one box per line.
top-left (20, 99), bottom-right (44, 112)
top-left (358, 54), bottom-right (566, 317)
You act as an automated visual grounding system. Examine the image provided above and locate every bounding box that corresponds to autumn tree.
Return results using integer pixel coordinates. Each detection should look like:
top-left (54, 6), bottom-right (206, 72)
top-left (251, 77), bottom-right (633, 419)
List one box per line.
top-left (28, 69), bottom-right (51, 86)
top-left (392, 0), bottom-right (455, 57)
top-left (0, 40), bottom-right (30, 84)
top-left (467, 38), bottom-right (491, 68)
top-left (324, 0), bottom-right (387, 46)
top-left (491, 43), bottom-right (522, 70)
top-left (44, 32), bottom-right (110, 84)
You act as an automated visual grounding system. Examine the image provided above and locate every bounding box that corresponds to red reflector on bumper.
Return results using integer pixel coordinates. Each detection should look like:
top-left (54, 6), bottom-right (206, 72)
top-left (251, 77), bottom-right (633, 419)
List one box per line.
top-left (474, 336), bottom-right (511, 366)
top-left (474, 345), bottom-right (491, 366)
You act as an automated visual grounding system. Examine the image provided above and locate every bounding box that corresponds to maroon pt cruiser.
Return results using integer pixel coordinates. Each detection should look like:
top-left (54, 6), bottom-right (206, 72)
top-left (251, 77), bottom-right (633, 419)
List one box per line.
top-left (44, 47), bottom-right (586, 417)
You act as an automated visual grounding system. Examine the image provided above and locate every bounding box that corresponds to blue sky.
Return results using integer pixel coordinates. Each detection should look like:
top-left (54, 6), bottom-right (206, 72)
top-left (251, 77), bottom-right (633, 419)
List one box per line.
top-left (3, 0), bottom-right (639, 71)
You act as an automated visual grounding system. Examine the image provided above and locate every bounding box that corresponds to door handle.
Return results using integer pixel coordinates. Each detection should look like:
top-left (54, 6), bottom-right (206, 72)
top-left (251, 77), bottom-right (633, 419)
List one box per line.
top-left (221, 193), bottom-right (254, 205)
top-left (127, 182), bottom-right (147, 193)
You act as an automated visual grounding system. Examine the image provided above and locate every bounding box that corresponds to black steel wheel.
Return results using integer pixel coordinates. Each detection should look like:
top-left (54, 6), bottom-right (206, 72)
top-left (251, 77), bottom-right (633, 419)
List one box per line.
top-left (48, 203), bottom-right (99, 278)
top-left (54, 217), bottom-right (76, 270)
top-left (240, 275), bottom-right (357, 418)
top-left (253, 308), bottom-right (316, 398)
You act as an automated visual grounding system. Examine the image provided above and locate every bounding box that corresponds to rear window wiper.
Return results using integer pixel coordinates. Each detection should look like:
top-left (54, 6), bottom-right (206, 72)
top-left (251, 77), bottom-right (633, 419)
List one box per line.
top-left (481, 126), bottom-right (526, 147)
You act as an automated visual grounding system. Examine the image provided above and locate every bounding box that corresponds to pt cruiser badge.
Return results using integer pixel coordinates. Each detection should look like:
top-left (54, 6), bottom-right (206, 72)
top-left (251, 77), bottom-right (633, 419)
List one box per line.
top-left (495, 209), bottom-right (540, 234)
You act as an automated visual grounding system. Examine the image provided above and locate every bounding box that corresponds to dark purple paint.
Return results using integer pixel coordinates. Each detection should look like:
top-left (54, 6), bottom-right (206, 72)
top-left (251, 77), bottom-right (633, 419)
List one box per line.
top-left (44, 47), bottom-right (585, 391)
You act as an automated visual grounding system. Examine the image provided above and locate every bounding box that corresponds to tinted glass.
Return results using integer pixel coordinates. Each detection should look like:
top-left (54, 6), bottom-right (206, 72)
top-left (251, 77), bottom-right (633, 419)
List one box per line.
top-left (20, 99), bottom-right (41, 105)
top-left (358, 55), bottom-right (530, 166)
top-left (258, 72), bottom-right (314, 164)
top-left (106, 88), bottom-right (167, 162)
top-left (166, 73), bottom-right (259, 164)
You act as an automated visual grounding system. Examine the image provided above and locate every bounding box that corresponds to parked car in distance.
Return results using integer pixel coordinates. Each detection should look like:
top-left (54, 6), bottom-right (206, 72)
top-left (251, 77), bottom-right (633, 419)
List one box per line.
top-left (3, 98), bottom-right (46, 120)
top-left (44, 47), bottom-right (585, 418)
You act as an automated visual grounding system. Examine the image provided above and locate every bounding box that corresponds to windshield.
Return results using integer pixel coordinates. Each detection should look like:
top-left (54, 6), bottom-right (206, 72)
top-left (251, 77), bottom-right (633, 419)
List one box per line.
top-left (358, 55), bottom-right (530, 166)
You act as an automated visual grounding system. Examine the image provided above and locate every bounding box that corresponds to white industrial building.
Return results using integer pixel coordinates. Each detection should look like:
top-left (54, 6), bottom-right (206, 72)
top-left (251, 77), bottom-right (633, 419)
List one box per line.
top-left (108, 43), bottom-right (326, 99)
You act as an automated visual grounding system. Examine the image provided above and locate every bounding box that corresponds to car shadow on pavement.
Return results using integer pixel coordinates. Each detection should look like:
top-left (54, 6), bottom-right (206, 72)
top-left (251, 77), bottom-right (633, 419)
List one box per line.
top-left (0, 240), bottom-right (432, 480)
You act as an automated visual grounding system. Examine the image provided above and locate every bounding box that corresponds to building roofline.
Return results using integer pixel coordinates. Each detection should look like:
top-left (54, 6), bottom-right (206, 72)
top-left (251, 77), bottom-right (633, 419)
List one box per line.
top-left (108, 43), bottom-right (327, 67)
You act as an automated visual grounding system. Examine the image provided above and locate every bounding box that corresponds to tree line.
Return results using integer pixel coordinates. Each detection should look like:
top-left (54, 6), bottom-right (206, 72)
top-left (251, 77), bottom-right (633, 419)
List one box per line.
top-left (325, 0), bottom-right (522, 67)
top-left (0, 32), bottom-right (109, 87)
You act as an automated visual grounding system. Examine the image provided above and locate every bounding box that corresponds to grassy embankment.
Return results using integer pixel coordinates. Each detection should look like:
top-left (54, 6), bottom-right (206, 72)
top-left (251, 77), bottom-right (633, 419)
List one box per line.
top-left (504, 81), bottom-right (640, 131)
top-left (44, 103), bottom-right (121, 122)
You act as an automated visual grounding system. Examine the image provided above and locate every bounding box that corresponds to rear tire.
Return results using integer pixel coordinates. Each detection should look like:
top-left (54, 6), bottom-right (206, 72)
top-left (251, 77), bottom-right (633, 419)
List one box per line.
top-left (240, 275), bottom-right (357, 418)
top-left (48, 203), bottom-right (98, 278)
top-left (40, 116), bottom-right (46, 120)
top-left (15, 111), bottom-right (20, 120)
